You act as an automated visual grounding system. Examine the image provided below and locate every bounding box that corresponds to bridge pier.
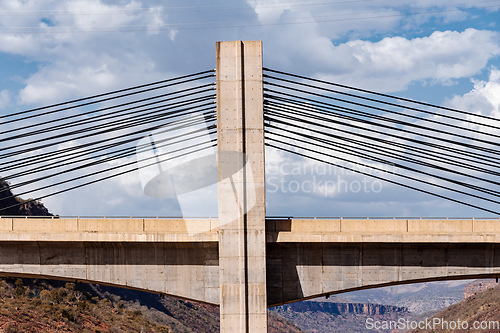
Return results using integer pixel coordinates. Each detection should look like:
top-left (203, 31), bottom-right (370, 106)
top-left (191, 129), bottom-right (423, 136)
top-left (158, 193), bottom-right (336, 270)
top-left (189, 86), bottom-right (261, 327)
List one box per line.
top-left (216, 41), bottom-right (267, 332)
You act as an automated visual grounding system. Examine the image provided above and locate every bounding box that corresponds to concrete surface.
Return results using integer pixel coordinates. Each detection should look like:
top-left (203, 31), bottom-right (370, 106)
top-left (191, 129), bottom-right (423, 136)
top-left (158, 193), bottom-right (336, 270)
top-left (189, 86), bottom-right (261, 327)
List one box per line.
top-left (216, 40), bottom-right (267, 333)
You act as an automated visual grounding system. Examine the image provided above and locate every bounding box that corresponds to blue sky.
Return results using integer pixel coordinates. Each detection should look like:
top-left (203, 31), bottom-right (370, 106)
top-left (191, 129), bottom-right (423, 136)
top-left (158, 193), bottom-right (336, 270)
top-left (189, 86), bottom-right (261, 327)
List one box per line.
top-left (0, 0), bottom-right (499, 217)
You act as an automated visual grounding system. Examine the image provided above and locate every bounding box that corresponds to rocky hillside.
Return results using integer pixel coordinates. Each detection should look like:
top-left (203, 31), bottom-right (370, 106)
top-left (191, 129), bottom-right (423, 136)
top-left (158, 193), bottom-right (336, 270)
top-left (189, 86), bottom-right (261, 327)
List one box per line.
top-left (341, 280), bottom-right (471, 314)
top-left (411, 281), bottom-right (500, 333)
top-left (271, 299), bottom-right (415, 333)
top-left (0, 178), bottom-right (52, 216)
top-left (276, 300), bottom-right (410, 316)
top-left (463, 279), bottom-right (497, 299)
top-left (0, 277), bottom-right (305, 333)
top-left (275, 280), bottom-right (496, 332)
top-left (91, 283), bottom-right (304, 333)
top-left (0, 277), bottom-right (168, 332)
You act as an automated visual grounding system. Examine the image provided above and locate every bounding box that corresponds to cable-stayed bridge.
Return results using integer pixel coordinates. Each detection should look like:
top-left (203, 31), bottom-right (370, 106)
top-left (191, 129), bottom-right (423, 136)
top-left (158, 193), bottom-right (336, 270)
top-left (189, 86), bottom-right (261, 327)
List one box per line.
top-left (2, 41), bottom-right (500, 332)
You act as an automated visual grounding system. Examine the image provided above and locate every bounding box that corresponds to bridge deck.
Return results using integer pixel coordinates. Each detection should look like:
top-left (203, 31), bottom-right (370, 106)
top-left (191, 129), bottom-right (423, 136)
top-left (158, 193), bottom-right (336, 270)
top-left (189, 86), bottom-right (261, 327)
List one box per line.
top-left (1, 217), bottom-right (500, 308)
top-left (1, 217), bottom-right (499, 243)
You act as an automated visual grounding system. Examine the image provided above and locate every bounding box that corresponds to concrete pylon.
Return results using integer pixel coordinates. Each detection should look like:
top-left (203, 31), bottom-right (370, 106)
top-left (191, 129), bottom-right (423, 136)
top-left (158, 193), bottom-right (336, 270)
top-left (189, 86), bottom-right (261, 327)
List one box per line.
top-left (216, 41), bottom-right (267, 332)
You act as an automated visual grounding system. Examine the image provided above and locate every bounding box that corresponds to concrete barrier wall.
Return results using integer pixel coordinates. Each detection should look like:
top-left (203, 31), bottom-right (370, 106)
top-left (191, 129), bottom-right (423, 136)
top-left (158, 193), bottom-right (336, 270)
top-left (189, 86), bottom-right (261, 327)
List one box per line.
top-left (0, 218), bottom-right (218, 242)
top-left (266, 218), bottom-right (500, 243)
top-left (4, 217), bottom-right (498, 240)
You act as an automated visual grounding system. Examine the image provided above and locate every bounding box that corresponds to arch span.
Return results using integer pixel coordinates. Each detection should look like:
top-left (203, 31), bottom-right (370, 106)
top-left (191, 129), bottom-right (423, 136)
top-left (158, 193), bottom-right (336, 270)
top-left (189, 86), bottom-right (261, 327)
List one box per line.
top-left (0, 241), bottom-right (219, 305)
top-left (0, 271), bottom-right (219, 305)
top-left (273, 274), bottom-right (498, 306)
top-left (266, 242), bottom-right (500, 306)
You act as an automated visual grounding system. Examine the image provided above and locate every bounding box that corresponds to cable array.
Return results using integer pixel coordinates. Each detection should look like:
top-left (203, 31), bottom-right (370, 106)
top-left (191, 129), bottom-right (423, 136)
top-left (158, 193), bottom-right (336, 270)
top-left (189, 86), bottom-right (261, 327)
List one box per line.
top-left (0, 70), bottom-right (217, 212)
top-left (5, 66), bottom-right (500, 215)
top-left (263, 68), bottom-right (500, 215)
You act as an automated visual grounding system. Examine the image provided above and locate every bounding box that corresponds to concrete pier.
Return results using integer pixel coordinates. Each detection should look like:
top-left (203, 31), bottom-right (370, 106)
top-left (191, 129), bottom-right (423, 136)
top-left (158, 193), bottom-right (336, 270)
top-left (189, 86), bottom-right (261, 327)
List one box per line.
top-left (216, 41), bottom-right (267, 333)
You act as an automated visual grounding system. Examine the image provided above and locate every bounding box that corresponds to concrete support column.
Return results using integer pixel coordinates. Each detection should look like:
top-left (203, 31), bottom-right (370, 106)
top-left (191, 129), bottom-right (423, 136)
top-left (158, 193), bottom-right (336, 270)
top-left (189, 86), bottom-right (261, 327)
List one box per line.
top-left (216, 41), bottom-right (267, 332)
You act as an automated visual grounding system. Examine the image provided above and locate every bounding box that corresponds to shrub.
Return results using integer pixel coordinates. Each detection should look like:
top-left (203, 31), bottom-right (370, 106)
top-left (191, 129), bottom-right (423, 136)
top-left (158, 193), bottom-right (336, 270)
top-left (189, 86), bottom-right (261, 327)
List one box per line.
top-left (14, 279), bottom-right (25, 296)
top-left (77, 301), bottom-right (90, 311)
top-left (5, 324), bottom-right (18, 333)
top-left (49, 288), bottom-right (66, 303)
top-left (39, 289), bottom-right (51, 301)
top-left (61, 309), bottom-right (75, 321)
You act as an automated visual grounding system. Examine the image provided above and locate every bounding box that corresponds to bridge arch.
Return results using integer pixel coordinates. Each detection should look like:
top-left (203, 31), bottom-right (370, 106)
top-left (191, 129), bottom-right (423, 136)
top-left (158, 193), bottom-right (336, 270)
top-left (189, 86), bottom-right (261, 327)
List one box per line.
top-left (0, 271), bottom-right (218, 305)
top-left (0, 239), bottom-right (220, 305)
top-left (266, 241), bottom-right (500, 306)
top-left (1, 270), bottom-right (495, 308)
top-left (276, 274), bottom-right (498, 306)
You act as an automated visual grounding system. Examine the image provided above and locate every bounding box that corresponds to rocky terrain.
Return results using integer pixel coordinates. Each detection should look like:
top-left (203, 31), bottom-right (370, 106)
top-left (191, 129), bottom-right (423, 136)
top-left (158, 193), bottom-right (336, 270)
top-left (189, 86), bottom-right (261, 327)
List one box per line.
top-left (463, 279), bottom-right (497, 299)
top-left (411, 281), bottom-right (500, 333)
top-left (340, 280), bottom-right (472, 314)
top-left (272, 280), bottom-right (500, 332)
top-left (0, 178), bottom-right (52, 216)
top-left (0, 277), bottom-right (304, 332)
top-left (271, 298), bottom-right (416, 333)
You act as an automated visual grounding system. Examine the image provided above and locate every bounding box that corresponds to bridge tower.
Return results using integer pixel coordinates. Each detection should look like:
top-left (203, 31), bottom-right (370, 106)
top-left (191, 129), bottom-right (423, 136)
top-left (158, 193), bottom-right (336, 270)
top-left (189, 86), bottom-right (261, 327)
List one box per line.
top-left (216, 41), bottom-right (267, 332)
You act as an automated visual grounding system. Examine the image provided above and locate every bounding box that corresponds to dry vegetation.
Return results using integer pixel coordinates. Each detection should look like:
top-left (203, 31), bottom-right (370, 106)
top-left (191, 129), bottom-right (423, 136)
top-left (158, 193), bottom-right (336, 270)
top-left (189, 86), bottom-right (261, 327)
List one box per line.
top-left (0, 277), bottom-right (304, 332)
top-left (412, 282), bottom-right (500, 333)
top-left (0, 278), bottom-right (170, 332)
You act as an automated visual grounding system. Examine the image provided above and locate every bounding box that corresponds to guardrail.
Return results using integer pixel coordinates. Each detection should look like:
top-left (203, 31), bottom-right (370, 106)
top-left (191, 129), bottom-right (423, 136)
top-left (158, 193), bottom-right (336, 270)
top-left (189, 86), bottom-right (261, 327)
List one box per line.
top-left (1, 216), bottom-right (499, 220)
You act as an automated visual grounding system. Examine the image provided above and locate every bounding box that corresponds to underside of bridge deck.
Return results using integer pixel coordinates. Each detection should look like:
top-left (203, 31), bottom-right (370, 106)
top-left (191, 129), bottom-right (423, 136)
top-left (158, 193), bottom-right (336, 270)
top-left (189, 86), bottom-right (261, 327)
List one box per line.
top-left (266, 242), bottom-right (500, 306)
top-left (2, 217), bottom-right (500, 307)
top-left (0, 240), bottom-right (220, 304)
top-left (0, 236), bottom-right (499, 310)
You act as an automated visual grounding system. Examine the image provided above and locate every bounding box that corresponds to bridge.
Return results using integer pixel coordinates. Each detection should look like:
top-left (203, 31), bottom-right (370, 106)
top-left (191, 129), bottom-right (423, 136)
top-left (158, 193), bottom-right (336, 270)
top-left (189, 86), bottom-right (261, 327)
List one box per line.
top-left (1, 41), bottom-right (500, 332)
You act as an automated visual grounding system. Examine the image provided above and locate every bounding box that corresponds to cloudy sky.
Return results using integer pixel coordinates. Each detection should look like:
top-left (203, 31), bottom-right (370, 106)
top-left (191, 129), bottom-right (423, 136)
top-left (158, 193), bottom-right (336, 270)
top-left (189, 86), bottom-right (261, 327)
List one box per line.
top-left (0, 0), bottom-right (499, 218)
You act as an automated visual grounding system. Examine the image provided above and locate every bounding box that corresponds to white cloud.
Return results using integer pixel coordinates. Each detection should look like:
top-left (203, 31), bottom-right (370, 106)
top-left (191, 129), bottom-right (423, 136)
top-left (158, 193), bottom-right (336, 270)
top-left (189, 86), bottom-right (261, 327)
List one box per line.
top-left (446, 68), bottom-right (500, 117)
top-left (61, 0), bottom-right (143, 31)
top-left (43, 171), bottom-right (182, 217)
top-left (0, 90), bottom-right (10, 109)
top-left (1, 1), bottom-right (498, 106)
top-left (247, 0), bottom-right (499, 42)
top-left (312, 29), bottom-right (500, 92)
